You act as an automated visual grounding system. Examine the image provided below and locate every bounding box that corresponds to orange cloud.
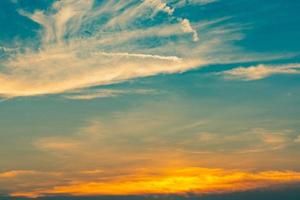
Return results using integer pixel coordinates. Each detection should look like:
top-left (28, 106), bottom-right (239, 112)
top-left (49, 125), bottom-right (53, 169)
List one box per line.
top-left (10, 167), bottom-right (300, 198)
top-left (0, 170), bottom-right (38, 178)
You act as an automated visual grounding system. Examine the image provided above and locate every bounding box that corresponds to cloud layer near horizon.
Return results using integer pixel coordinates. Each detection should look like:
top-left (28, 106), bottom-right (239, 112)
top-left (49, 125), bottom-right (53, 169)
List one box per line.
top-left (3, 167), bottom-right (300, 198)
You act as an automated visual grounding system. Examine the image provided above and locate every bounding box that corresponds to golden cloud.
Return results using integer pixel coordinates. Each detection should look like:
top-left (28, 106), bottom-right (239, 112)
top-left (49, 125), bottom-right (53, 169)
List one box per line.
top-left (10, 167), bottom-right (300, 198)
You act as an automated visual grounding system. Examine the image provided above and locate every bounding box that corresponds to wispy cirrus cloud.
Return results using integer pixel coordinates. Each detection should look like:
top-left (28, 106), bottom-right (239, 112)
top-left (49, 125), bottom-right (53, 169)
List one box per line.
top-left (221, 63), bottom-right (300, 80)
top-left (64, 88), bottom-right (156, 100)
top-left (0, 0), bottom-right (246, 98)
top-left (172, 0), bottom-right (218, 7)
top-left (32, 111), bottom-right (300, 160)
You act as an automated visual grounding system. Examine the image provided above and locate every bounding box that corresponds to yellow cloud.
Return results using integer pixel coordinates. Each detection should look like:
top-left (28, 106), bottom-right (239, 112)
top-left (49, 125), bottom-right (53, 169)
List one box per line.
top-left (10, 167), bottom-right (300, 198)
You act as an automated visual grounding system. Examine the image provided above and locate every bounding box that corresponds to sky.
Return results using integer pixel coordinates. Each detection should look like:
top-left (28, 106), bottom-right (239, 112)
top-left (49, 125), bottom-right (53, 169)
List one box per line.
top-left (0, 0), bottom-right (300, 199)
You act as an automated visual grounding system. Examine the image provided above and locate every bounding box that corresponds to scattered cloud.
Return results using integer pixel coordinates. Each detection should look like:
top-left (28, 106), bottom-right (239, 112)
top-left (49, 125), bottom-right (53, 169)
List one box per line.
top-left (0, 1), bottom-right (299, 199)
top-left (221, 63), bottom-right (300, 80)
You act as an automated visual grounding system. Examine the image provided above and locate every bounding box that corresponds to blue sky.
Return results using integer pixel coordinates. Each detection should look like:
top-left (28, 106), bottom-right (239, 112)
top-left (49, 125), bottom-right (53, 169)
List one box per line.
top-left (0, 0), bottom-right (300, 198)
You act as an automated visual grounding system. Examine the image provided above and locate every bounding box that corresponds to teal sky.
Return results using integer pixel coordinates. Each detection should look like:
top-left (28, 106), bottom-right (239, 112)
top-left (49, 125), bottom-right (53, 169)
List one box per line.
top-left (0, 0), bottom-right (300, 198)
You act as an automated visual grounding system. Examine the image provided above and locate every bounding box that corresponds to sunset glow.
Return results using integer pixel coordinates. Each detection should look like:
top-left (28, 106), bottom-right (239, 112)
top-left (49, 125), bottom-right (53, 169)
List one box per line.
top-left (1, 0), bottom-right (300, 199)
top-left (10, 168), bottom-right (300, 197)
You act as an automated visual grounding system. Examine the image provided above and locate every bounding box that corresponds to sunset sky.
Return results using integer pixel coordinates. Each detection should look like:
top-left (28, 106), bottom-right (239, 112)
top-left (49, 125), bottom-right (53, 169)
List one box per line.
top-left (0, 0), bottom-right (300, 199)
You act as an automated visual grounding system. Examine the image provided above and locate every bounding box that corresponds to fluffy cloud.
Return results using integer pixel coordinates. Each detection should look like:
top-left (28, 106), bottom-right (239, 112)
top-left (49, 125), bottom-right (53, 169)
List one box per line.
top-left (181, 19), bottom-right (199, 41)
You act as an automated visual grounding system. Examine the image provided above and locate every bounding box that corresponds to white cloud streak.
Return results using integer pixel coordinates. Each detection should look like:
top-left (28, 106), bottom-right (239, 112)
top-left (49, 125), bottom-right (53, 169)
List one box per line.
top-left (222, 63), bottom-right (300, 80)
top-left (64, 88), bottom-right (156, 100)
top-left (172, 0), bottom-right (218, 8)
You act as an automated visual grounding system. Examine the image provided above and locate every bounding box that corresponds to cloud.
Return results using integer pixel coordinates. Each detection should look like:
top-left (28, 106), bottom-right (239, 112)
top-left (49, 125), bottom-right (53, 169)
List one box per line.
top-left (295, 135), bottom-right (300, 143)
top-left (10, 167), bottom-right (300, 197)
top-left (173, 0), bottom-right (218, 7)
top-left (33, 121), bottom-right (103, 154)
top-left (181, 19), bottom-right (199, 41)
top-left (192, 0), bottom-right (218, 5)
top-left (235, 129), bottom-right (294, 153)
top-left (0, 170), bottom-right (64, 197)
top-left (64, 88), bottom-right (156, 100)
top-left (0, 0), bottom-right (247, 98)
top-left (33, 137), bottom-right (80, 152)
top-left (33, 115), bottom-right (297, 160)
top-left (144, 0), bottom-right (174, 15)
top-left (1, 113), bottom-right (297, 198)
top-left (188, 128), bottom-right (296, 154)
top-left (0, 170), bottom-right (37, 178)
top-left (221, 63), bottom-right (300, 80)
top-left (0, 45), bottom-right (202, 97)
